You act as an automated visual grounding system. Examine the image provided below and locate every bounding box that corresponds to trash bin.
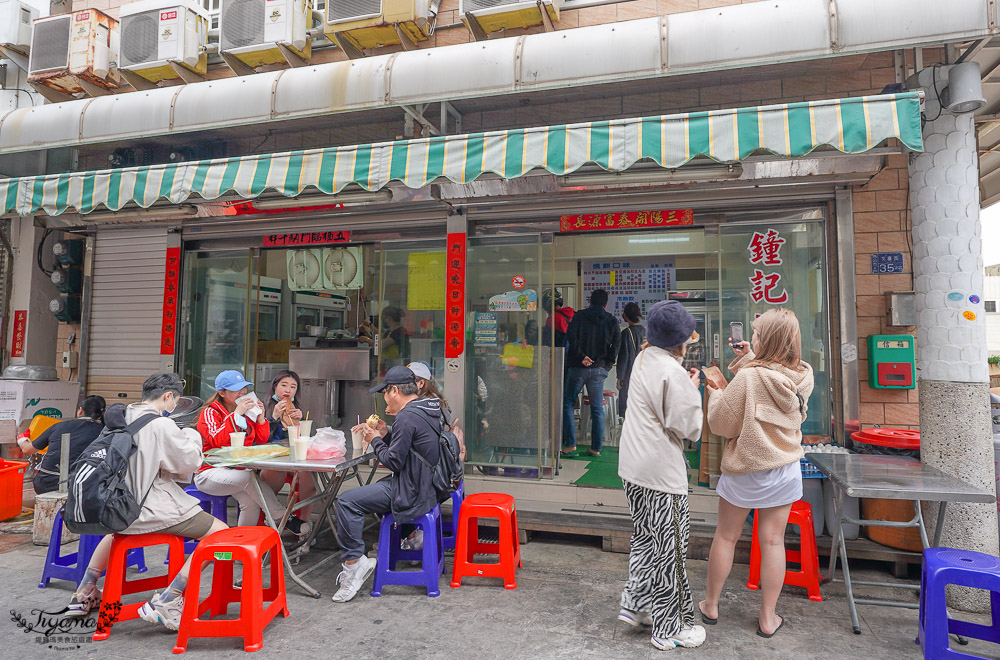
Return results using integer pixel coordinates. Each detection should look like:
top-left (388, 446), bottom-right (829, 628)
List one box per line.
top-left (851, 428), bottom-right (923, 551)
top-left (0, 459), bottom-right (28, 521)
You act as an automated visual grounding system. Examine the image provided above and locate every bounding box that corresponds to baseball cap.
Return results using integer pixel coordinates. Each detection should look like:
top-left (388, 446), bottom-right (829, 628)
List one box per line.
top-left (406, 361), bottom-right (432, 381)
top-left (369, 365), bottom-right (417, 393)
top-left (215, 370), bottom-right (253, 392)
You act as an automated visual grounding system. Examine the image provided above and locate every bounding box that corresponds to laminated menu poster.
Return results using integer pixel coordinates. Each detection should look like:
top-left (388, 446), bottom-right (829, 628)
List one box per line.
top-left (488, 289), bottom-right (538, 312)
top-left (582, 257), bottom-right (676, 317)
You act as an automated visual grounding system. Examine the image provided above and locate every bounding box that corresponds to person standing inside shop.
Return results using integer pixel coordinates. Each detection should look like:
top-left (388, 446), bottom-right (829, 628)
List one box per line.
top-left (617, 300), bottom-right (705, 650)
top-left (562, 288), bottom-right (621, 457)
top-left (616, 302), bottom-right (646, 420)
top-left (542, 288), bottom-right (575, 347)
top-left (698, 308), bottom-right (814, 639)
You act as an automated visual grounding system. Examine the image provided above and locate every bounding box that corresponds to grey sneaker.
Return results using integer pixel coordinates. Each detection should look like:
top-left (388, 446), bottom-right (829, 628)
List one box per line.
top-left (137, 592), bottom-right (184, 631)
top-left (618, 608), bottom-right (653, 628)
top-left (651, 626), bottom-right (707, 650)
top-left (400, 529), bottom-right (424, 552)
top-left (331, 556), bottom-right (377, 603)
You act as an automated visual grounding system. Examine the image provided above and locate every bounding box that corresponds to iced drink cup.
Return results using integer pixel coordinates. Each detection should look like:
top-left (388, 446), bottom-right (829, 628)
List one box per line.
top-left (292, 437), bottom-right (309, 461)
top-left (230, 432), bottom-right (246, 448)
top-left (351, 427), bottom-right (365, 457)
top-left (298, 420), bottom-right (312, 438)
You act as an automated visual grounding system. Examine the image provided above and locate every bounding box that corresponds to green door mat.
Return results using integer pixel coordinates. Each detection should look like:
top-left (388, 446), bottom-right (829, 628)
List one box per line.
top-left (565, 447), bottom-right (623, 489)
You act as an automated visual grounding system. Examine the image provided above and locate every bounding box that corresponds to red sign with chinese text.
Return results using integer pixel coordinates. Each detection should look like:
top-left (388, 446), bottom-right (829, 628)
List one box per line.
top-left (262, 231), bottom-right (351, 248)
top-left (161, 247), bottom-right (181, 355)
top-left (10, 310), bottom-right (26, 358)
top-left (445, 233), bottom-right (466, 358)
top-left (559, 209), bottom-right (693, 232)
top-left (746, 229), bottom-right (788, 305)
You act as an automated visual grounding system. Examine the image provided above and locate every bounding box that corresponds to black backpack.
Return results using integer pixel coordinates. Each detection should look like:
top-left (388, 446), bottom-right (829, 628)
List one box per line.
top-left (411, 408), bottom-right (464, 503)
top-left (63, 408), bottom-right (160, 535)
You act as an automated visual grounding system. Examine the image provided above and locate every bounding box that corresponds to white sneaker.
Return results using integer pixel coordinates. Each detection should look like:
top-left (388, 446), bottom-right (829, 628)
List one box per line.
top-left (651, 626), bottom-right (707, 650)
top-left (400, 529), bottom-right (424, 552)
top-left (137, 592), bottom-right (184, 631)
top-left (618, 608), bottom-right (653, 628)
top-left (331, 556), bottom-right (377, 603)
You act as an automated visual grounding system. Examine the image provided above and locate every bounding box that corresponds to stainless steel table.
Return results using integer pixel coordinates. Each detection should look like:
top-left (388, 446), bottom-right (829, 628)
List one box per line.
top-left (806, 453), bottom-right (994, 634)
top-left (205, 449), bottom-right (378, 598)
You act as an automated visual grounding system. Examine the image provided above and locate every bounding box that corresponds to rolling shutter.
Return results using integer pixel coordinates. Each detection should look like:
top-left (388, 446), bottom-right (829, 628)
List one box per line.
top-left (85, 227), bottom-right (168, 402)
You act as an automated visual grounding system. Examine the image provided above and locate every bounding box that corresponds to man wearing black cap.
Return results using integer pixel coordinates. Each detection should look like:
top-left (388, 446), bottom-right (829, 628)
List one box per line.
top-left (332, 366), bottom-right (442, 603)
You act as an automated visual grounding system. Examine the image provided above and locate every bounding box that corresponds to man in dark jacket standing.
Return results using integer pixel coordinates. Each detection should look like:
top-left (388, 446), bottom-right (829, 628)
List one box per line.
top-left (333, 366), bottom-right (440, 603)
top-left (562, 289), bottom-right (621, 457)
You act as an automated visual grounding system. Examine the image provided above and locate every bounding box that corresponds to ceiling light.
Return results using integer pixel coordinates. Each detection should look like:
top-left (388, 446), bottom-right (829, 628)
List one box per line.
top-left (558, 164), bottom-right (742, 187)
top-left (251, 190), bottom-right (393, 210)
top-left (86, 204), bottom-right (199, 222)
top-left (627, 236), bottom-right (691, 244)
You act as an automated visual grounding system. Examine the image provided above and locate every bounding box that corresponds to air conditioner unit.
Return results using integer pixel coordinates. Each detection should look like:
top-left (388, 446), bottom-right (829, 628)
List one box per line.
top-left (27, 9), bottom-right (120, 98)
top-left (460, 0), bottom-right (560, 35)
top-left (0, 0), bottom-right (38, 53)
top-left (119, 0), bottom-right (209, 84)
top-left (219, 0), bottom-right (311, 70)
top-left (324, 0), bottom-right (434, 52)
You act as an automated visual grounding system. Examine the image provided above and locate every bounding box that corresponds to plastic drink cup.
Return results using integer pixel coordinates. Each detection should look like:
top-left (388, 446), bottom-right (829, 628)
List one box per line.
top-left (229, 432), bottom-right (246, 448)
top-left (287, 425), bottom-right (299, 442)
top-left (292, 437), bottom-right (309, 461)
top-left (298, 420), bottom-right (312, 438)
top-left (351, 427), bottom-right (365, 457)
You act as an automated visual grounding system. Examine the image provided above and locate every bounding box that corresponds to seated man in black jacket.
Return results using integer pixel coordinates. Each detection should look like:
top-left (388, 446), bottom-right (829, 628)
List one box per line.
top-left (333, 365), bottom-right (441, 603)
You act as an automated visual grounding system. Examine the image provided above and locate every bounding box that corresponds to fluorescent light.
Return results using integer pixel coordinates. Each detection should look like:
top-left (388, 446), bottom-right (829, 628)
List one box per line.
top-left (87, 204), bottom-right (198, 221)
top-left (627, 236), bottom-right (691, 244)
top-left (559, 164), bottom-right (742, 187)
top-left (252, 190), bottom-right (393, 210)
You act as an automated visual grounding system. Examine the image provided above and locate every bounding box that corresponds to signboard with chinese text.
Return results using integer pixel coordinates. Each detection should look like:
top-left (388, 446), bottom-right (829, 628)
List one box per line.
top-left (746, 229), bottom-right (788, 305)
top-left (474, 312), bottom-right (498, 346)
top-left (407, 252), bottom-right (446, 310)
top-left (582, 258), bottom-right (675, 317)
top-left (262, 231), bottom-right (351, 247)
top-left (488, 289), bottom-right (538, 312)
top-left (10, 310), bottom-right (25, 358)
top-left (870, 252), bottom-right (904, 274)
top-left (445, 233), bottom-right (466, 358)
top-left (161, 247), bottom-right (181, 355)
top-left (559, 209), bottom-right (693, 233)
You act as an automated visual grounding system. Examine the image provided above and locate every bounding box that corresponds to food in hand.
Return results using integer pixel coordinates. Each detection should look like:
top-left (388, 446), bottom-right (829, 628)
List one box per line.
top-left (366, 414), bottom-right (380, 428)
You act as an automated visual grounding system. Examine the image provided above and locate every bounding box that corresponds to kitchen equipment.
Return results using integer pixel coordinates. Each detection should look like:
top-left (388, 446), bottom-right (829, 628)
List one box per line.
top-left (289, 348), bottom-right (371, 427)
top-left (306, 325), bottom-right (327, 337)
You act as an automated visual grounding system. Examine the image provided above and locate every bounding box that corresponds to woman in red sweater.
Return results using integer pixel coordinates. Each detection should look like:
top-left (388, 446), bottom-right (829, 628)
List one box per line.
top-left (193, 370), bottom-right (309, 534)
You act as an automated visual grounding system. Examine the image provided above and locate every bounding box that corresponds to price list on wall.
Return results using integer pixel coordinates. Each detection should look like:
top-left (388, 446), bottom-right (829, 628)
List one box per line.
top-left (582, 257), bottom-right (676, 317)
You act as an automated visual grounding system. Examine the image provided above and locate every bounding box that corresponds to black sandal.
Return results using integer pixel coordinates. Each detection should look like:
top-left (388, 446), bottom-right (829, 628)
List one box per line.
top-left (756, 615), bottom-right (785, 638)
top-left (698, 602), bottom-right (718, 626)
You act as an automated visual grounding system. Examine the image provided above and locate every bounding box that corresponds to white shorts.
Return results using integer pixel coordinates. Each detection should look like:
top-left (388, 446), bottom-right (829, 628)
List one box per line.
top-left (716, 460), bottom-right (802, 509)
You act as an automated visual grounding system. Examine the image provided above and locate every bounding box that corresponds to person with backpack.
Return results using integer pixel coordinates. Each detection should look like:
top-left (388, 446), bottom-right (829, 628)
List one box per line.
top-left (332, 366), bottom-right (441, 603)
top-left (63, 372), bottom-right (229, 629)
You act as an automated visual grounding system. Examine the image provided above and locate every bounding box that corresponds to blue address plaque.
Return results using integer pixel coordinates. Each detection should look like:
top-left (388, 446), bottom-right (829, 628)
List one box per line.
top-left (870, 252), bottom-right (904, 274)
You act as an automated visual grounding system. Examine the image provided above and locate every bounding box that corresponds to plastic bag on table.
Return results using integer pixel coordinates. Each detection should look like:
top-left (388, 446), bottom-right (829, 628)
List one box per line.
top-left (307, 428), bottom-right (347, 461)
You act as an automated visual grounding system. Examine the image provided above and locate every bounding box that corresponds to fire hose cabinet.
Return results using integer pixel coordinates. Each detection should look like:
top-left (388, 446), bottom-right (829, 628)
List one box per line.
top-left (867, 334), bottom-right (916, 389)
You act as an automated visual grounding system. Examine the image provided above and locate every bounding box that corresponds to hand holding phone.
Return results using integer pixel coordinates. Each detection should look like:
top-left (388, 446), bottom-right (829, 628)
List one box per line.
top-left (730, 321), bottom-right (745, 351)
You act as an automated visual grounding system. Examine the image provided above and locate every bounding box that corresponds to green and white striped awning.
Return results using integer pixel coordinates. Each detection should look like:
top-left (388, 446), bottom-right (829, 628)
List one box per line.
top-left (0, 92), bottom-right (922, 216)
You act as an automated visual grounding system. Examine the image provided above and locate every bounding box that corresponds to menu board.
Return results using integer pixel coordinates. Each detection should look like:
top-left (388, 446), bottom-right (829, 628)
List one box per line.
top-left (407, 252), bottom-right (446, 310)
top-left (582, 257), bottom-right (676, 318)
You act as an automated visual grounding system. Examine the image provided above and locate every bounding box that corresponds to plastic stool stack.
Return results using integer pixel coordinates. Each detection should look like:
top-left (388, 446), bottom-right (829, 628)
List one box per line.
top-left (746, 500), bottom-right (822, 602)
top-left (173, 527), bottom-right (289, 653)
top-left (39, 509), bottom-right (147, 589)
top-left (919, 547), bottom-right (1000, 659)
top-left (371, 506), bottom-right (445, 598)
top-left (451, 493), bottom-right (522, 590)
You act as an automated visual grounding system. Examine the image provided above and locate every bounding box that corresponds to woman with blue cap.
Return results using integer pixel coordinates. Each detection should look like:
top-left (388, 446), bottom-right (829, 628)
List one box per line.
top-left (193, 370), bottom-right (310, 534)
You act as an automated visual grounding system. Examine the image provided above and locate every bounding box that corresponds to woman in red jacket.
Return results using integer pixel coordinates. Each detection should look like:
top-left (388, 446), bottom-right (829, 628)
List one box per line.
top-left (194, 370), bottom-right (309, 535)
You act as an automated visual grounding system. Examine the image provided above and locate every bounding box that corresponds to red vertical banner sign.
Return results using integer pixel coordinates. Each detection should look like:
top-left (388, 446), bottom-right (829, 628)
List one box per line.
top-left (10, 310), bottom-right (26, 358)
top-left (445, 233), bottom-right (466, 358)
top-left (160, 247), bottom-right (181, 355)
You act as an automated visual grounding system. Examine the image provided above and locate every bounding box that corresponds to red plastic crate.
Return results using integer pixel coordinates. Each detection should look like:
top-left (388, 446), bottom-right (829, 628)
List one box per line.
top-left (0, 459), bottom-right (28, 521)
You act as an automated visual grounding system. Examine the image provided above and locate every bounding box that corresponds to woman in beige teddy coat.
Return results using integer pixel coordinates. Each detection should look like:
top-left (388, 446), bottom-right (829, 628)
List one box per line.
top-left (697, 308), bottom-right (814, 639)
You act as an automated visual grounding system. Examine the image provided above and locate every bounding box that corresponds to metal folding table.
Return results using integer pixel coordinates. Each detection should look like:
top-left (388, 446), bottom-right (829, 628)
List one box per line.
top-left (806, 453), bottom-right (994, 634)
top-left (205, 450), bottom-right (378, 598)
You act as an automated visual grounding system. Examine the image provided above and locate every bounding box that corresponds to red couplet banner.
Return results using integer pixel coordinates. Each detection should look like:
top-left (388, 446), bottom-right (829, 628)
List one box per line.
top-left (161, 247), bottom-right (181, 355)
top-left (445, 233), bottom-right (466, 358)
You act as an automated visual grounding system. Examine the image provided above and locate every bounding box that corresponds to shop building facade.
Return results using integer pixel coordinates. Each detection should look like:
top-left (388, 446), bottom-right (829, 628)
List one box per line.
top-left (0, 0), bottom-right (996, 577)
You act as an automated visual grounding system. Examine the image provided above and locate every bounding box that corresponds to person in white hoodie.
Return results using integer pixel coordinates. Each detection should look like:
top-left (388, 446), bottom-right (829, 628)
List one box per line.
top-left (616, 300), bottom-right (706, 651)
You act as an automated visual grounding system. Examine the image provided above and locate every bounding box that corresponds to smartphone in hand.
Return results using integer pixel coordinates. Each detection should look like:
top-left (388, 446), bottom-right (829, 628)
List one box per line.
top-left (730, 321), bottom-right (745, 350)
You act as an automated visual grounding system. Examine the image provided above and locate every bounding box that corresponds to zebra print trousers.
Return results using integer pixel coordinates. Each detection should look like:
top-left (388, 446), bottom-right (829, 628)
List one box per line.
top-left (620, 480), bottom-right (696, 638)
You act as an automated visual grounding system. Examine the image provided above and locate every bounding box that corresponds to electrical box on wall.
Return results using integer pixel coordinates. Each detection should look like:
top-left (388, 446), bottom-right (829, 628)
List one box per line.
top-left (885, 291), bottom-right (916, 326)
top-left (867, 334), bottom-right (916, 389)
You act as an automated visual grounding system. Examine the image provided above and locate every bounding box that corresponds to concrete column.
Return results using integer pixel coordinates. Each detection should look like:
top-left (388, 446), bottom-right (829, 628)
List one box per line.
top-left (908, 66), bottom-right (998, 609)
top-left (7, 217), bottom-right (59, 366)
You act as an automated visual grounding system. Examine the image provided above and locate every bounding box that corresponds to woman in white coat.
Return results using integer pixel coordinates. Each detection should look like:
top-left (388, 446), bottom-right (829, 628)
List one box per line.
top-left (616, 300), bottom-right (706, 651)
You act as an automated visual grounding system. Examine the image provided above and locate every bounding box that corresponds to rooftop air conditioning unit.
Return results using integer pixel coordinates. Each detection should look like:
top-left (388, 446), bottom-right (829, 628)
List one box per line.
top-left (119, 0), bottom-right (209, 85)
top-left (27, 8), bottom-right (120, 100)
top-left (218, 0), bottom-right (311, 71)
top-left (324, 0), bottom-right (434, 53)
top-left (0, 0), bottom-right (38, 53)
top-left (460, 0), bottom-right (560, 36)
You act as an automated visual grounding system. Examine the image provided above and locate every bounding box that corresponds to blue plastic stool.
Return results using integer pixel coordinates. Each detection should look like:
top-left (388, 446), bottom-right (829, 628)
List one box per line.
top-left (39, 509), bottom-right (147, 588)
top-left (165, 485), bottom-right (230, 564)
top-left (919, 547), bottom-right (1000, 659)
top-left (442, 481), bottom-right (465, 551)
top-left (371, 506), bottom-right (445, 598)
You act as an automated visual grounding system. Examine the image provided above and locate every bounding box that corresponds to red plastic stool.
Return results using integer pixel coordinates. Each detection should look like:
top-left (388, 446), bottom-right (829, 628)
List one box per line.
top-left (93, 533), bottom-right (187, 641)
top-left (173, 526), bottom-right (289, 653)
top-left (746, 500), bottom-right (823, 602)
top-left (450, 493), bottom-right (522, 590)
